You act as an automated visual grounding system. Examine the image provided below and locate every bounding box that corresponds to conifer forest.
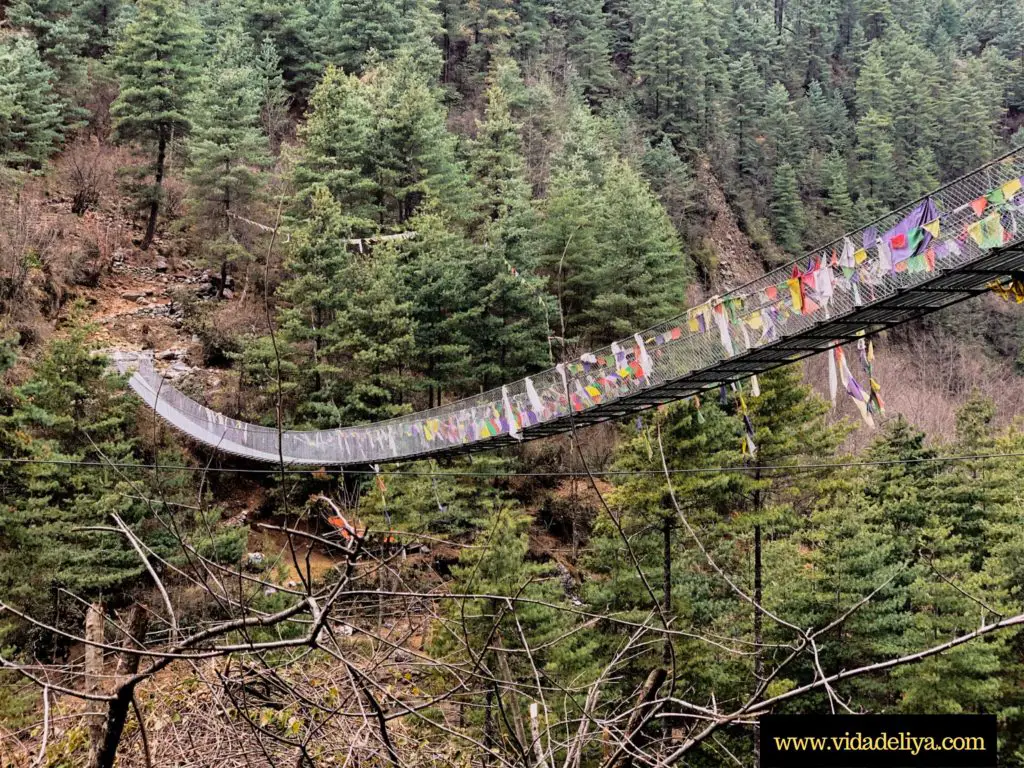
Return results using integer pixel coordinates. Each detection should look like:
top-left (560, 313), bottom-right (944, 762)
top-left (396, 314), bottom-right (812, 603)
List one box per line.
top-left (4, 0), bottom-right (1024, 764)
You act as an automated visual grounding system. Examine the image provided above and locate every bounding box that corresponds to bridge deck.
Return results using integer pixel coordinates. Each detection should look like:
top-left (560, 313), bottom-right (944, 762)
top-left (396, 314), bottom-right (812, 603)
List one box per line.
top-left (113, 149), bottom-right (1024, 466)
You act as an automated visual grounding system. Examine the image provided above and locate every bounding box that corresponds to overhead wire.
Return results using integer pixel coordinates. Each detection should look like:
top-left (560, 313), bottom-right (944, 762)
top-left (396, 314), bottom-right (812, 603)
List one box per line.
top-left (0, 449), bottom-right (1020, 477)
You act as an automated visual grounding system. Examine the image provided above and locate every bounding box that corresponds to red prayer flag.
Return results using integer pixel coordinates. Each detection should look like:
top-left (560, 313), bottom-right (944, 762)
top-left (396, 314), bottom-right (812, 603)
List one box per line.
top-left (970, 196), bottom-right (988, 217)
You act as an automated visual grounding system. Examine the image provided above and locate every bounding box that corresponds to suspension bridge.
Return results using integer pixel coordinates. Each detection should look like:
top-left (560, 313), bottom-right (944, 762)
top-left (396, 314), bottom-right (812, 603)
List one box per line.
top-left (112, 149), bottom-right (1024, 467)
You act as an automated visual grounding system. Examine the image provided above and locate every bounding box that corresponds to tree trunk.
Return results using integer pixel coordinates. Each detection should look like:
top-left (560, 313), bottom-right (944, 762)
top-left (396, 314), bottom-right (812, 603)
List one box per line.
top-left (662, 516), bottom-right (673, 664)
top-left (142, 134), bottom-right (167, 250)
top-left (483, 687), bottom-right (495, 768)
top-left (774, 0), bottom-right (784, 33)
top-left (89, 605), bottom-right (150, 768)
top-left (85, 603), bottom-right (105, 768)
top-left (753, 522), bottom-right (763, 767)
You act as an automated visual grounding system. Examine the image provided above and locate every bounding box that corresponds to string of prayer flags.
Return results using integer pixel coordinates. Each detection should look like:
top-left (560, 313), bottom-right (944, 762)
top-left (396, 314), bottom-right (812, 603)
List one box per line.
top-left (835, 346), bottom-right (875, 428)
top-left (967, 213), bottom-right (1005, 249)
top-left (857, 338), bottom-right (885, 417)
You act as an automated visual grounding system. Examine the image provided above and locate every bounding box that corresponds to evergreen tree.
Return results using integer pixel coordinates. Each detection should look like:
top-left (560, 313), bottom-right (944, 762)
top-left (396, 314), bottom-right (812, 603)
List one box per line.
top-left (186, 33), bottom-right (271, 290)
top-left (0, 37), bottom-right (64, 169)
top-left (436, 504), bottom-right (595, 748)
top-left (854, 108), bottom-right (896, 213)
top-left (396, 213), bottom-right (475, 404)
top-left (320, 0), bottom-right (407, 74)
top-left (6, 0), bottom-right (88, 91)
top-left (74, 0), bottom-right (124, 57)
top-left (279, 187), bottom-right (417, 426)
top-left (822, 150), bottom-right (855, 233)
top-left (0, 332), bottom-right (152, 639)
top-left (632, 0), bottom-right (708, 143)
top-left (550, 0), bottom-right (615, 100)
top-left (728, 53), bottom-right (766, 181)
top-left (770, 161), bottom-right (805, 254)
top-left (111, 0), bottom-right (200, 250)
top-left (294, 55), bottom-right (466, 235)
top-left (242, 0), bottom-right (322, 98)
top-left (762, 81), bottom-right (806, 171)
top-left (254, 35), bottom-right (291, 152)
top-left (587, 157), bottom-right (689, 342)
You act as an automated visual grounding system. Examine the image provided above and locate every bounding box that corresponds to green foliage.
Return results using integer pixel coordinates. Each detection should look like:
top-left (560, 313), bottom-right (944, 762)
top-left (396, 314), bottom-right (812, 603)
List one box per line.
top-left (279, 187), bottom-right (417, 426)
top-left (186, 31), bottom-right (271, 279)
top-left (112, 0), bottom-right (200, 246)
top-left (0, 37), bottom-right (64, 169)
top-left (770, 162), bottom-right (805, 255)
top-left (294, 54), bottom-right (465, 235)
top-left (0, 332), bottom-right (151, 642)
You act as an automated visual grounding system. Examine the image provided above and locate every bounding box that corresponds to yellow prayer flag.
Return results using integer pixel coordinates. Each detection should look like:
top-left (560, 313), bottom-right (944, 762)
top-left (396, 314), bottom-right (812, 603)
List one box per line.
top-left (854, 249), bottom-right (868, 264)
top-left (786, 278), bottom-right (802, 312)
top-left (688, 317), bottom-right (699, 333)
top-left (1002, 178), bottom-right (1022, 201)
top-left (922, 219), bottom-right (941, 238)
top-left (745, 310), bottom-right (763, 330)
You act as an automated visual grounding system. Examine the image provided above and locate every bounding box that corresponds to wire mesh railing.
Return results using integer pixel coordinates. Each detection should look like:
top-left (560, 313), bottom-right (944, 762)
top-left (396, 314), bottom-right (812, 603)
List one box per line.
top-left (112, 148), bottom-right (1024, 465)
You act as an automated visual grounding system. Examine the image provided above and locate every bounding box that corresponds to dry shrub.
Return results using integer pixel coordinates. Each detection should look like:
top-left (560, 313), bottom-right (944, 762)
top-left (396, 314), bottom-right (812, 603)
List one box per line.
top-left (0, 179), bottom-right (62, 341)
top-left (53, 138), bottom-right (129, 215)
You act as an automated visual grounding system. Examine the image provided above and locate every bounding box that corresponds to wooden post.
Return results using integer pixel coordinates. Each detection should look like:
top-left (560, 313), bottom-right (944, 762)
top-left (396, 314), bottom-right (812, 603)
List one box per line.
top-left (85, 603), bottom-right (105, 768)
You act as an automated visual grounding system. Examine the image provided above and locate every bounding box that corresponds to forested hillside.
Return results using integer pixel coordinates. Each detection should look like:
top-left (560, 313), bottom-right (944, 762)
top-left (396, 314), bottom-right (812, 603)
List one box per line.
top-left (3, 0), bottom-right (1024, 764)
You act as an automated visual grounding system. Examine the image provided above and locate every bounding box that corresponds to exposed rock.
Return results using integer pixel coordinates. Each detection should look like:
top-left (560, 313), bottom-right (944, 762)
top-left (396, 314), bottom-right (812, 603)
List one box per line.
top-left (156, 348), bottom-right (185, 361)
top-left (222, 288), bottom-right (234, 300)
top-left (121, 291), bottom-right (145, 301)
top-left (154, 258), bottom-right (169, 272)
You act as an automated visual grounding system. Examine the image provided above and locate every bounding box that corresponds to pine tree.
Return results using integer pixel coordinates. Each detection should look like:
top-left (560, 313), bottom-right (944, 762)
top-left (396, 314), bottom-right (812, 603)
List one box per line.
top-left (0, 332), bottom-right (153, 637)
top-left (770, 161), bottom-right (805, 254)
top-left (469, 74), bottom-right (532, 226)
top-left (279, 187), bottom-right (417, 426)
top-left (294, 55), bottom-right (466, 234)
top-left (822, 150), bottom-right (855, 233)
top-left (854, 108), bottom-right (896, 213)
top-left (320, 0), bottom-right (407, 74)
top-left (112, 0), bottom-right (200, 250)
top-left (186, 33), bottom-right (271, 290)
top-left (0, 37), bottom-right (64, 169)
top-left (762, 81), bottom-right (807, 171)
top-left (587, 157), bottom-right (689, 342)
top-left (254, 35), bottom-right (291, 152)
top-left (436, 504), bottom-right (596, 750)
top-left (74, 0), bottom-right (124, 57)
top-left (550, 0), bottom-right (615, 100)
top-left (6, 0), bottom-right (88, 91)
top-left (395, 213), bottom-right (475, 404)
top-left (242, 0), bottom-right (322, 98)
top-left (587, 400), bottom-right (745, 670)
top-left (728, 53), bottom-right (766, 181)
top-left (854, 45), bottom-right (894, 118)
top-left (632, 0), bottom-right (708, 143)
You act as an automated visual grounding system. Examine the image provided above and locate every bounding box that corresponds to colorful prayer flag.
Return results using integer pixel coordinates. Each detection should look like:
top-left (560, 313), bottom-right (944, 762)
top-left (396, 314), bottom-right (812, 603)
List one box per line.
top-left (967, 213), bottom-right (1005, 249)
